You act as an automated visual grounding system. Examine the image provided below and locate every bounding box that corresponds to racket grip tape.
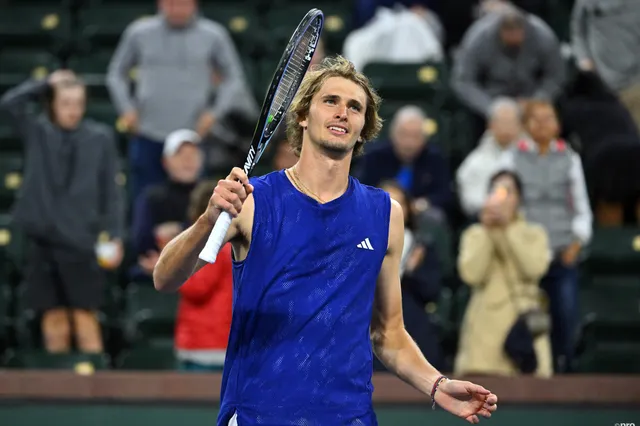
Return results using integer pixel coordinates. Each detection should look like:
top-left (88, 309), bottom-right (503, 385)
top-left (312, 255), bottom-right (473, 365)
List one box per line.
top-left (199, 211), bottom-right (232, 263)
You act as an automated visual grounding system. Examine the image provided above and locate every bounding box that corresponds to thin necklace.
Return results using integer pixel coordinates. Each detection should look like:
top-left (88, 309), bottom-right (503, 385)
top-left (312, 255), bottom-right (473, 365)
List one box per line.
top-left (286, 166), bottom-right (325, 203)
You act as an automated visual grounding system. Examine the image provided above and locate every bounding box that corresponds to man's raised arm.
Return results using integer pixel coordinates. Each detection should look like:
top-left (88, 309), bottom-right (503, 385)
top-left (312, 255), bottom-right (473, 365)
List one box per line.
top-left (153, 167), bottom-right (253, 292)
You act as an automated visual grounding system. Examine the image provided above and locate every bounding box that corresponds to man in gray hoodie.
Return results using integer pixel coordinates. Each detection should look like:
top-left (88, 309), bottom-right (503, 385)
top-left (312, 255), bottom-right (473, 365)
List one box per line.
top-left (107, 0), bottom-right (249, 203)
top-left (571, 0), bottom-right (640, 132)
top-left (0, 70), bottom-right (124, 354)
top-left (452, 6), bottom-right (565, 118)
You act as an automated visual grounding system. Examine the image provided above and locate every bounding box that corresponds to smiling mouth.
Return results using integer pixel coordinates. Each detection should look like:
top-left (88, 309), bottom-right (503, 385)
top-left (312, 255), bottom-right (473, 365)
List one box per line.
top-left (328, 125), bottom-right (348, 136)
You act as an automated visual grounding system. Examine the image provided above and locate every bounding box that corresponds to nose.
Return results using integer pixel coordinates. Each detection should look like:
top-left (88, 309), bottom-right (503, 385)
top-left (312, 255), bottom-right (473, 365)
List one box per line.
top-left (334, 104), bottom-right (347, 120)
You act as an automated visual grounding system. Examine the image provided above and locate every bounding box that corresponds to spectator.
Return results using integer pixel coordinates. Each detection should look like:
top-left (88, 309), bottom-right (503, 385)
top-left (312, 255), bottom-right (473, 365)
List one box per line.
top-left (571, 0), bottom-right (640, 133)
top-left (456, 97), bottom-right (523, 218)
top-left (175, 180), bottom-right (233, 371)
top-left (379, 180), bottom-right (443, 371)
top-left (131, 129), bottom-right (204, 280)
top-left (0, 70), bottom-right (124, 354)
top-left (500, 100), bottom-right (592, 373)
top-left (343, 3), bottom-right (444, 71)
top-left (272, 137), bottom-right (299, 171)
top-left (107, 0), bottom-right (249, 203)
top-left (451, 6), bottom-right (565, 119)
top-left (455, 170), bottom-right (552, 378)
top-left (355, 105), bottom-right (454, 221)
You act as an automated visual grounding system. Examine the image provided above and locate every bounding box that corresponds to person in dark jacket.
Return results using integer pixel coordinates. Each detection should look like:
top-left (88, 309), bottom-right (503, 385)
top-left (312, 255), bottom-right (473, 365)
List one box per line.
top-left (355, 105), bottom-right (454, 222)
top-left (130, 129), bottom-right (204, 280)
top-left (0, 70), bottom-right (124, 354)
top-left (376, 179), bottom-right (444, 371)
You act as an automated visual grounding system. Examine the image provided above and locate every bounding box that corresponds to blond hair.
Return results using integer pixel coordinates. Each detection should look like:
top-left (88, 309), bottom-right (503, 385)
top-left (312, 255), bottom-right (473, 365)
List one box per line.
top-left (285, 55), bottom-right (383, 157)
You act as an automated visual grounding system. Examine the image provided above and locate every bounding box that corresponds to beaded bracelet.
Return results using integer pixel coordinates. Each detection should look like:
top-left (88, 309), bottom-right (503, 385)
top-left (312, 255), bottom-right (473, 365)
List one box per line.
top-left (430, 375), bottom-right (448, 410)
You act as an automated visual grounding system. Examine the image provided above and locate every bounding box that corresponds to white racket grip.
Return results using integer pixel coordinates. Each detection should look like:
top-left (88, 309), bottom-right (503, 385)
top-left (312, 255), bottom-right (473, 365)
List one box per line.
top-left (198, 211), bottom-right (232, 263)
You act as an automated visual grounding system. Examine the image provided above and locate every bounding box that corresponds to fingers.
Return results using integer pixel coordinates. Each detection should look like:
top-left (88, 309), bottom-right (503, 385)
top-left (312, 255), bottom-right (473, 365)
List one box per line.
top-left (466, 415), bottom-right (479, 424)
top-left (212, 186), bottom-right (242, 217)
top-left (485, 393), bottom-right (498, 405)
top-left (478, 408), bottom-right (492, 418)
top-left (466, 382), bottom-right (490, 395)
top-left (227, 167), bottom-right (250, 187)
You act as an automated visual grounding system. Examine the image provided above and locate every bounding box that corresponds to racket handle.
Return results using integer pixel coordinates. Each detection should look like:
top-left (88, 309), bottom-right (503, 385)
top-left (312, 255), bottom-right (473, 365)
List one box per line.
top-left (199, 211), bottom-right (232, 263)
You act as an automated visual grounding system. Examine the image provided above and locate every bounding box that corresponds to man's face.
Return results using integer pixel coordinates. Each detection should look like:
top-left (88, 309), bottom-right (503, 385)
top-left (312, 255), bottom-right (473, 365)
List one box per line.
top-left (500, 26), bottom-right (524, 49)
top-left (526, 104), bottom-right (559, 143)
top-left (391, 116), bottom-right (426, 163)
top-left (53, 85), bottom-right (85, 130)
top-left (159, 0), bottom-right (196, 26)
top-left (299, 76), bottom-right (367, 156)
top-left (490, 106), bottom-right (521, 147)
top-left (164, 143), bottom-right (203, 183)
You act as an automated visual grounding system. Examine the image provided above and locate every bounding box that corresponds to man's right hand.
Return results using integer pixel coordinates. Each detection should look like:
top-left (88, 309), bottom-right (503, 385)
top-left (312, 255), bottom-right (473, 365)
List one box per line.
top-left (118, 110), bottom-right (138, 133)
top-left (205, 167), bottom-right (254, 225)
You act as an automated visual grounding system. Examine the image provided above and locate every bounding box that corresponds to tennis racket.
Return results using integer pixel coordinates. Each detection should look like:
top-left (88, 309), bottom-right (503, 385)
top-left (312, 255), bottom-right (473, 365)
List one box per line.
top-left (198, 8), bottom-right (324, 263)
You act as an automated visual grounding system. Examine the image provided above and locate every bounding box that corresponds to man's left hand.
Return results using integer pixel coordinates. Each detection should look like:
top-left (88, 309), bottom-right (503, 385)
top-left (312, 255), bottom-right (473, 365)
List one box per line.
top-left (561, 241), bottom-right (582, 266)
top-left (196, 112), bottom-right (216, 138)
top-left (435, 379), bottom-right (498, 424)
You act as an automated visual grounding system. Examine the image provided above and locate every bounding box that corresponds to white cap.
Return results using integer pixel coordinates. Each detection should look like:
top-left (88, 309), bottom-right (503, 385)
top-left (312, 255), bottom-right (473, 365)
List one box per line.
top-left (163, 129), bottom-right (201, 157)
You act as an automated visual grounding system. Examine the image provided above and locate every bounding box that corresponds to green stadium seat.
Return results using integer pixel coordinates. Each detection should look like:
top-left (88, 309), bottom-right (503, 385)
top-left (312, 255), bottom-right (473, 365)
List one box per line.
top-left (363, 62), bottom-right (450, 108)
top-left (0, 214), bottom-right (26, 273)
top-left (575, 342), bottom-right (640, 374)
top-left (85, 101), bottom-right (119, 128)
top-left (0, 6), bottom-right (69, 46)
top-left (4, 349), bottom-right (110, 371)
top-left (116, 346), bottom-right (177, 370)
top-left (265, 2), bottom-right (352, 55)
top-left (125, 283), bottom-right (178, 345)
top-left (81, 5), bottom-right (156, 46)
top-left (0, 285), bottom-right (11, 334)
top-left (579, 275), bottom-right (640, 344)
top-left (68, 50), bottom-right (114, 76)
top-left (585, 227), bottom-right (640, 274)
top-left (0, 113), bottom-right (21, 153)
top-left (417, 216), bottom-right (454, 280)
top-left (0, 48), bottom-right (60, 89)
top-left (200, 3), bottom-right (259, 54)
top-left (0, 153), bottom-right (22, 212)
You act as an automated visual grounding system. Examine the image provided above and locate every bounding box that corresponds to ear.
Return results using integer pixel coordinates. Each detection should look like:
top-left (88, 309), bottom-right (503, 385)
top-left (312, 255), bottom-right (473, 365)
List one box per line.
top-left (299, 116), bottom-right (308, 129)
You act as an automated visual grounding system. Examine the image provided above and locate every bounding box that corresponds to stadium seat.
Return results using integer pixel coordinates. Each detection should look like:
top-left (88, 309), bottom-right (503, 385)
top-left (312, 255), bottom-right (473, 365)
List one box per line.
top-left (0, 113), bottom-right (21, 153)
top-left (68, 49), bottom-right (114, 76)
top-left (0, 48), bottom-right (60, 90)
top-left (85, 101), bottom-right (119, 128)
top-left (81, 4), bottom-right (156, 46)
top-left (363, 62), bottom-right (450, 108)
top-left (585, 227), bottom-right (640, 274)
top-left (116, 346), bottom-right (177, 370)
top-left (265, 2), bottom-right (352, 55)
top-left (0, 214), bottom-right (26, 275)
top-left (0, 153), bottom-right (22, 212)
top-left (200, 3), bottom-right (259, 54)
top-left (4, 349), bottom-right (110, 371)
top-left (0, 6), bottom-right (69, 46)
top-left (125, 283), bottom-right (178, 346)
top-left (579, 275), bottom-right (640, 344)
top-left (575, 342), bottom-right (640, 374)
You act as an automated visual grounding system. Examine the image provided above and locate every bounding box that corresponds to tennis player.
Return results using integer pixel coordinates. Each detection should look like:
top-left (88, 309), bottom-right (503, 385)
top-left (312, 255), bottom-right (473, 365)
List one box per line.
top-left (154, 56), bottom-right (498, 426)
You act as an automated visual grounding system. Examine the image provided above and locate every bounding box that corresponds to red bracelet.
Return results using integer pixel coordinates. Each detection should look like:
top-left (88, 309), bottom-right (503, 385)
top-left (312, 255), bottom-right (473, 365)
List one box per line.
top-left (430, 375), bottom-right (448, 410)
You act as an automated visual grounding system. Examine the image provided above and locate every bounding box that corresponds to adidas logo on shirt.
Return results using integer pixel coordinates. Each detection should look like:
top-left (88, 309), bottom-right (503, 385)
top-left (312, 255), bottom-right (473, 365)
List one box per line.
top-left (357, 238), bottom-right (374, 251)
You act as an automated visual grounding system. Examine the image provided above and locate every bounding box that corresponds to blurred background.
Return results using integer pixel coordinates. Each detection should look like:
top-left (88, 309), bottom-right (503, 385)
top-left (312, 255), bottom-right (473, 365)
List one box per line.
top-left (0, 0), bottom-right (639, 425)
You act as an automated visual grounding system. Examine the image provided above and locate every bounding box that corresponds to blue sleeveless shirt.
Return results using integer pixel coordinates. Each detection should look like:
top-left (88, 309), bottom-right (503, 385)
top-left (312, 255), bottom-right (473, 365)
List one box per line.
top-left (217, 170), bottom-right (391, 426)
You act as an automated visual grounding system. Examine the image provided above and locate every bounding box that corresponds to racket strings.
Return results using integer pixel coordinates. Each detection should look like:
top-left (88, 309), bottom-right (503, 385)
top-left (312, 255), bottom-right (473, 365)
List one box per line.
top-left (267, 23), bottom-right (320, 126)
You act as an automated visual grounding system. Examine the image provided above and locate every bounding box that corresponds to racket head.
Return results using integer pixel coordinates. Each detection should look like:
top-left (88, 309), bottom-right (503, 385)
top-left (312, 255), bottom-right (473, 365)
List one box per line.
top-left (242, 8), bottom-right (324, 176)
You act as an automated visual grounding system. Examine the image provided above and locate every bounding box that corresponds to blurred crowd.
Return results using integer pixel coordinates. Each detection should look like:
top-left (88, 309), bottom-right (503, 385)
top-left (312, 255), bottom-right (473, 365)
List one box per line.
top-left (1, 0), bottom-right (640, 377)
